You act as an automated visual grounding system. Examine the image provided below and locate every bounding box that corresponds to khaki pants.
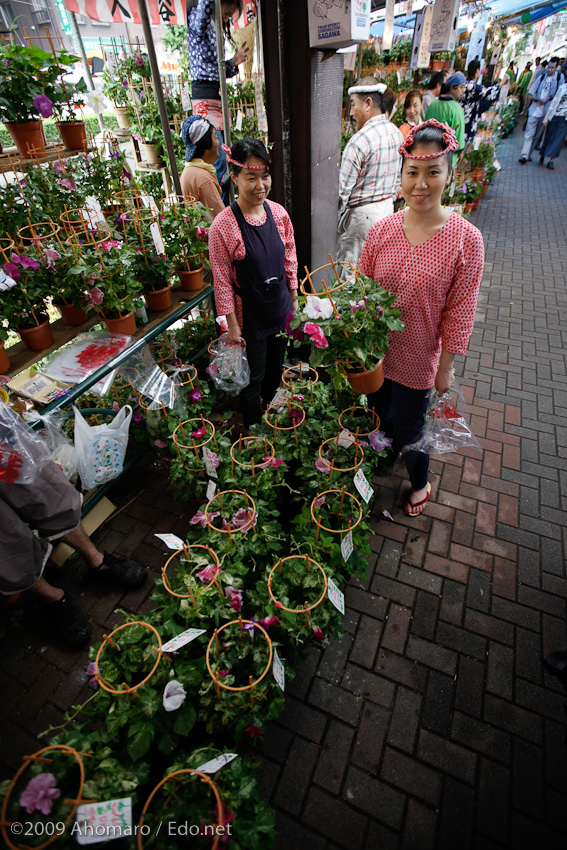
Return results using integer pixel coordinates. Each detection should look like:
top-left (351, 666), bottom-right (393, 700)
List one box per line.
top-left (336, 198), bottom-right (394, 270)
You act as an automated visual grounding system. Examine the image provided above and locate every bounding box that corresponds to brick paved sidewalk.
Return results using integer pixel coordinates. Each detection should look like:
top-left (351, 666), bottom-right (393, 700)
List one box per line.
top-left (1, 124), bottom-right (566, 850)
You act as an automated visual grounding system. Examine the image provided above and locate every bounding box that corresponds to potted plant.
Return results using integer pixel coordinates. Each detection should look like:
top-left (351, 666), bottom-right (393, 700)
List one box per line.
top-left (132, 242), bottom-right (173, 312)
top-left (51, 78), bottom-right (89, 151)
top-left (0, 244), bottom-right (62, 350)
top-left (101, 60), bottom-right (132, 128)
top-left (162, 204), bottom-right (210, 291)
top-left (0, 326), bottom-right (10, 373)
top-left (72, 149), bottom-right (133, 215)
top-left (131, 92), bottom-right (164, 165)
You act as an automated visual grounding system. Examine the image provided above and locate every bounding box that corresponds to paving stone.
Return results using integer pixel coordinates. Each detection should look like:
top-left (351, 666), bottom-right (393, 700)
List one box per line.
top-left (313, 720), bottom-right (354, 794)
top-left (381, 747), bottom-right (442, 807)
top-left (341, 663), bottom-right (395, 709)
top-left (417, 729), bottom-right (477, 785)
top-left (381, 604), bottom-right (412, 654)
top-left (350, 700), bottom-right (389, 774)
top-left (273, 811), bottom-right (328, 850)
top-left (387, 686), bottom-right (422, 754)
top-left (374, 648), bottom-right (428, 693)
top-left (309, 677), bottom-right (362, 727)
top-left (451, 712), bottom-right (511, 765)
top-left (477, 759), bottom-right (510, 846)
top-left (303, 787), bottom-right (367, 849)
top-left (400, 799), bottom-right (438, 850)
top-left (437, 777), bottom-right (475, 850)
top-left (436, 621), bottom-right (487, 661)
top-left (421, 670), bottom-right (455, 737)
top-left (276, 736), bottom-right (320, 817)
top-left (454, 657), bottom-right (485, 719)
top-left (349, 614), bottom-right (382, 669)
top-left (406, 636), bottom-right (458, 676)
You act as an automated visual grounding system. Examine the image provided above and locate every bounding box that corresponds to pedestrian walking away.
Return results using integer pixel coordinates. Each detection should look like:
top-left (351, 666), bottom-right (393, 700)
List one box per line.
top-left (539, 79), bottom-right (567, 169)
top-left (519, 58), bottom-right (562, 163)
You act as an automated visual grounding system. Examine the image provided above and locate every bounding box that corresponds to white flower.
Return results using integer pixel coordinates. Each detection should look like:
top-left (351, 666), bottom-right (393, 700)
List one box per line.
top-left (303, 295), bottom-right (334, 320)
top-left (85, 89), bottom-right (109, 115)
top-left (163, 680), bottom-right (187, 712)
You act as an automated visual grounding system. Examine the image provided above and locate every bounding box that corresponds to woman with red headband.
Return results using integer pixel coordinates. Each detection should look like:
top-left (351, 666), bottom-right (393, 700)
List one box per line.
top-left (208, 138), bottom-right (299, 429)
top-left (359, 119), bottom-right (485, 516)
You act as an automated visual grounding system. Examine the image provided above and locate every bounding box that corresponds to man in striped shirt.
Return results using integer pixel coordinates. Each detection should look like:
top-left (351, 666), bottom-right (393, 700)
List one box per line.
top-left (337, 78), bottom-right (403, 269)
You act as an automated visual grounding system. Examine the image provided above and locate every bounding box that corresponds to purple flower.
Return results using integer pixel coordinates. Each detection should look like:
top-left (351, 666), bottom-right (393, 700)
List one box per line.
top-left (12, 253), bottom-right (40, 270)
top-left (315, 457), bottom-right (330, 473)
top-left (376, 305), bottom-right (384, 318)
top-left (368, 429), bottom-right (392, 452)
top-left (187, 388), bottom-right (202, 403)
top-left (3, 262), bottom-right (20, 280)
top-left (19, 774), bottom-right (60, 815)
top-left (133, 411), bottom-right (143, 424)
top-left (52, 160), bottom-right (67, 176)
top-left (315, 495), bottom-right (326, 507)
top-left (289, 407), bottom-right (304, 426)
top-left (154, 439), bottom-right (167, 449)
top-left (33, 94), bottom-right (53, 118)
top-left (134, 53), bottom-right (144, 67)
top-left (59, 177), bottom-right (78, 192)
top-left (86, 661), bottom-right (99, 690)
top-left (115, 213), bottom-right (131, 224)
top-left (349, 299), bottom-right (366, 314)
top-left (231, 508), bottom-right (257, 532)
top-left (191, 510), bottom-right (220, 529)
top-left (44, 248), bottom-right (60, 269)
top-left (123, 167), bottom-right (132, 180)
top-left (85, 287), bottom-right (104, 307)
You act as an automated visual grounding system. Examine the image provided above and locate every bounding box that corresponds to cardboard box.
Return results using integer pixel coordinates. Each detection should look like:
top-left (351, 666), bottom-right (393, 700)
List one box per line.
top-left (7, 369), bottom-right (70, 405)
top-left (308, 0), bottom-right (371, 50)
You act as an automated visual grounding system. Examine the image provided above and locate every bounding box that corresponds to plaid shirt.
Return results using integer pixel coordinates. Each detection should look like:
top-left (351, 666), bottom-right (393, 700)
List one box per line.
top-left (339, 115), bottom-right (403, 214)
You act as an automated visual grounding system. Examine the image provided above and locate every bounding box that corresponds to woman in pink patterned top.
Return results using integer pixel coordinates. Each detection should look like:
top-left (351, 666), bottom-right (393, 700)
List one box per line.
top-left (359, 120), bottom-right (485, 516)
top-left (208, 138), bottom-right (299, 428)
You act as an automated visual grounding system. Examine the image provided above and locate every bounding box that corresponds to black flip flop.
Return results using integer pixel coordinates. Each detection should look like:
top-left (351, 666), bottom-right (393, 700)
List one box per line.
top-left (544, 651), bottom-right (567, 676)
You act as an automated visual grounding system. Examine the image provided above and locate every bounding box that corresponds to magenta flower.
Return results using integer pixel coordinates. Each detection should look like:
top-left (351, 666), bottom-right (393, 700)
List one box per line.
top-left (368, 429), bottom-right (392, 451)
top-left (191, 510), bottom-right (208, 528)
top-left (43, 248), bottom-right (60, 269)
top-left (196, 227), bottom-right (209, 238)
top-left (315, 495), bottom-right (326, 507)
top-left (19, 774), bottom-right (60, 815)
top-left (191, 425), bottom-right (206, 438)
top-left (134, 53), bottom-right (144, 67)
top-left (52, 160), bottom-right (67, 176)
top-left (196, 562), bottom-right (221, 582)
top-left (244, 724), bottom-right (264, 739)
top-left (289, 407), bottom-right (304, 426)
top-left (312, 626), bottom-right (325, 639)
top-left (304, 322), bottom-right (328, 349)
top-left (154, 439), bottom-right (167, 449)
top-left (101, 240), bottom-right (121, 252)
top-left (231, 508), bottom-right (257, 532)
top-left (225, 586), bottom-right (243, 612)
top-left (187, 388), bottom-right (202, 403)
top-left (85, 287), bottom-right (104, 307)
top-left (285, 310), bottom-right (305, 342)
top-left (59, 177), bottom-right (77, 192)
top-left (260, 456), bottom-right (282, 468)
top-left (123, 166), bottom-right (132, 180)
top-left (133, 411), bottom-right (143, 424)
top-left (315, 457), bottom-right (330, 473)
top-left (293, 393), bottom-right (304, 401)
top-left (261, 615), bottom-right (279, 627)
top-left (219, 669), bottom-right (231, 677)
top-left (33, 94), bottom-right (53, 118)
top-left (12, 253), bottom-right (40, 270)
top-left (3, 262), bottom-right (20, 280)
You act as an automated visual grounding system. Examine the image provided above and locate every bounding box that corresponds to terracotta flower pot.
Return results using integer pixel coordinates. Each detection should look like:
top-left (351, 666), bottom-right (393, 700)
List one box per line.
top-left (344, 360), bottom-right (384, 395)
top-left (472, 199), bottom-right (480, 211)
top-left (146, 283), bottom-right (172, 312)
top-left (17, 318), bottom-right (53, 351)
top-left (463, 202), bottom-right (474, 215)
top-left (431, 60), bottom-right (443, 72)
top-left (178, 267), bottom-right (204, 292)
top-left (4, 120), bottom-right (47, 158)
top-left (56, 120), bottom-right (87, 151)
top-left (140, 142), bottom-right (162, 166)
top-left (0, 341), bottom-right (10, 373)
top-left (103, 311), bottom-right (137, 336)
top-left (54, 302), bottom-right (89, 326)
top-left (114, 106), bottom-right (131, 130)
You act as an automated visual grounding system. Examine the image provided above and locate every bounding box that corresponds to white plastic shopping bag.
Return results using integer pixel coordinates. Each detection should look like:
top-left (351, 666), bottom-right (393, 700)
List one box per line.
top-left (74, 405), bottom-right (132, 489)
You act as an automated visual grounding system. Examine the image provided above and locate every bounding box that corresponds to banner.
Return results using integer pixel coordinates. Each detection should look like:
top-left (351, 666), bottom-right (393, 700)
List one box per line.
top-left (63, 0), bottom-right (185, 27)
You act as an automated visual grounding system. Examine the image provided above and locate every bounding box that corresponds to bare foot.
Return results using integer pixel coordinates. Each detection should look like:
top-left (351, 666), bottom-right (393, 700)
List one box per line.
top-left (405, 482), bottom-right (431, 516)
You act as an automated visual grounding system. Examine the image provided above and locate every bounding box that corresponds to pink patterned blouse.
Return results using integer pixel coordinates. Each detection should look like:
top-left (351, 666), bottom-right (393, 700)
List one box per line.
top-left (359, 210), bottom-right (485, 390)
top-left (208, 200), bottom-right (298, 327)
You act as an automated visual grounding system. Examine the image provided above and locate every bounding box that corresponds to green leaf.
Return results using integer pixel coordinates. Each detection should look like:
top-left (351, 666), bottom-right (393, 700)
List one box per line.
top-left (127, 725), bottom-right (154, 761)
top-left (172, 699), bottom-right (197, 736)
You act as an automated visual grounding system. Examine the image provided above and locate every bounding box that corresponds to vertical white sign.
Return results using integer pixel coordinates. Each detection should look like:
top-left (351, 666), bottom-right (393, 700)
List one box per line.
top-left (383, 0), bottom-right (395, 51)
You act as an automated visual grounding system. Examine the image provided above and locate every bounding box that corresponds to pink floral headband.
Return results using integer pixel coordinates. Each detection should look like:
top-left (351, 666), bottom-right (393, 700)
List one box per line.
top-left (222, 144), bottom-right (269, 170)
top-left (399, 119), bottom-right (459, 159)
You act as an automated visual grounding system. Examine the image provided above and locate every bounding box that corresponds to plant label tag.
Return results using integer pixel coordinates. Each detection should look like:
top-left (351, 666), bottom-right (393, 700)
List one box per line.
top-left (203, 446), bottom-right (218, 478)
top-left (155, 533), bottom-right (185, 550)
top-left (473, 136), bottom-right (481, 150)
top-left (75, 797), bottom-right (132, 844)
top-left (161, 628), bottom-right (206, 653)
top-left (354, 468), bottom-right (374, 503)
top-left (273, 648), bottom-right (285, 691)
top-left (150, 222), bottom-right (165, 255)
top-left (341, 529), bottom-right (353, 563)
top-left (181, 89), bottom-right (192, 110)
top-left (196, 753), bottom-right (238, 774)
top-left (269, 388), bottom-right (290, 409)
top-left (327, 576), bottom-right (345, 614)
top-left (206, 479), bottom-right (216, 500)
top-left (494, 159), bottom-right (501, 171)
top-left (337, 428), bottom-right (356, 448)
top-left (235, 109), bottom-right (243, 131)
top-left (449, 180), bottom-right (456, 198)
top-left (140, 193), bottom-right (159, 215)
top-left (85, 195), bottom-right (106, 224)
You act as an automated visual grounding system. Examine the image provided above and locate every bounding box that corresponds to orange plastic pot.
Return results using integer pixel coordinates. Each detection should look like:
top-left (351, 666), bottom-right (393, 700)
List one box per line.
top-left (0, 341), bottom-right (9, 373)
top-left (56, 120), bottom-right (87, 151)
top-left (103, 311), bottom-right (137, 336)
top-left (178, 267), bottom-right (204, 291)
top-left (146, 283), bottom-right (172, 312)
top-left (344, 359), bottom-right (384, 394)
top-left (55, 302), bottom-right (89, 326)
top-left (17, 318), bottom-right (53, 351)
top-left (4, 120), bottom-right (47, 158)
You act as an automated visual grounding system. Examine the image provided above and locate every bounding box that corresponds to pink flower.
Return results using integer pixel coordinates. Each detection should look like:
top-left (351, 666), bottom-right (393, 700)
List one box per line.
top-left (33, 94), bottom-right (53, 118)
top-left (196, 563), bottom-right (221, 582)
top-left (85, 286), bottom-right (104, 307)
top-left (191, 510), bottom-right (219, 529)
top-left (52, 160), bottom-right (67, 176)
top-left (12, 253), bottom-right (40, 270)
top-left (244, 724), bottom-right (264, 739)
top-left (133, 412), bottom-right (143, 424)
top-left (368, 429), bottom-right (392, 451)
top-left (134, 53), bottom-right (144, 66)
top-left (101, 240), bottom-right (121, 252)
top-left (196, 227), bottom-right (209, 238)
top-left (376, 305), bottom-right (385, 318)
top-left (19, 773), bottom-right (60, 815)
top-left (261, 615), bottom-right (279, 627)
top-left (44, 248), bottom-right (60, 268)
top-left (285, 310), bottom-right (305, 342)
top-left (312, 626), bottom-right (325, 639)
top-left (315, 495), bottom-right (326, 507)
top-left (187, 388), bottom-right (202, 402)
top-left (3, 262), bottom-right (20, 280)
top-left (275, 601), bottom-right (283, 608)
top-left (209, 451), bottom-right (220, 469)
top-left (304, 322), bottom-right (328, 349)
top-left (315, 457), bottom-right (330, 473)
top-left (213, 803), bottom-right (235, 844)
top-left (112, 401), bottom-right (120, 412)
top-left (260, 456), bottom-right (282, 468)
top-left (293, 393), bottom-right (304, 401)
top-left (231, 508), bottom-right (257, 532)
top-left (289, 408), bottom-right (304, 426)
top-left (225, 586), bottom-right (243, 612)
top-left (191, 425), bottom-right (206, 438)
top-left (154, 439), bottom-right (167, 449)
top-left (59, 177), bottom-right (78, 192)
top-left (349, 299), bottom-right (366, 314)
top-left (219, 669), bottom-right (231, 677)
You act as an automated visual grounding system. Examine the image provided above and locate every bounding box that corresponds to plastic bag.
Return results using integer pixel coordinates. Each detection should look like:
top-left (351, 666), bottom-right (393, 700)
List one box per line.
top-left (74, 405), bottom-right (132, 489)
top-left (118, 344), bottom-right (188, 420)
top-left (27, 409), bottom-right (78, 482)
top-left (0, 403), bottom-right (50, 485)
top-left (207, 334), bottom-right (250, 394)
top-left (401, 383), bottom-right (482, 456)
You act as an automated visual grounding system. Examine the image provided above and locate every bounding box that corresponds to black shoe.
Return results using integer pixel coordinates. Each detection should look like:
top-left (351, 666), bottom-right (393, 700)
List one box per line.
top-left (547, 160), bottom-right (555, 170)
top-left (47, 592), bottom-right (92, 648)
top-left (89, 553), bottom-right (147, 589)
top-left (518, 156), bottom-right (527, 164)
top-left (539, 156), bottom-right (544, 165)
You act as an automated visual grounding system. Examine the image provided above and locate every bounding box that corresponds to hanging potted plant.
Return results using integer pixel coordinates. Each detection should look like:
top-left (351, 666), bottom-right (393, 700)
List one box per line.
top-left (51, 77), bottom-right (89, 151)
top-left (162, 203), bottom-right (209, 292)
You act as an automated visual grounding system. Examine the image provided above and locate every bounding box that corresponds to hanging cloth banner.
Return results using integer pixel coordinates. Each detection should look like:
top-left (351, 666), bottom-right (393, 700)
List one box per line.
top-left (382, 0), bottom-right (395, 52)
top-left (232, 0), bottom-right (256, 29)
top-left (63, 0), bottom-right (186, 27)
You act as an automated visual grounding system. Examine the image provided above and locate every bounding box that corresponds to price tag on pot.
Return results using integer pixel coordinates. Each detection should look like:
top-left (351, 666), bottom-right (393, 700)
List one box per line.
top-left (141, 193), bottom-right (159, 215)
top-left (473, 136), bottom-right (481, 150)
top-left (196, 753), bottom-right (239, 774)
top-left (269, 388), bottom-right (290, 409)
top-left (203, 446), bottom-right (218, 478)
top-left (341, 529), bottom-right (353, 563)
top-left (327, 576), bottom-right (345, 615)
top-left (494, 159), bottom-right (501, 171)
top-left (354, 468), bottom-right (374, 504)
top-left (155, 532), bottom-right (185, 550)
top-left (181, 88), bottom-right (192, 111)
top-left (150, 221), bottom-right (165, 256)
top-left (161, 628), bottom-right (206, 653)
top-left (75, 797), bottom-right (132, 844)
top-left (449, 180), bottom-right (456, 198)
top-left (273, 648), bottom-right (285, 692)
top-left (206, 479), bottom-right (217, 500)
top-left (235, 109), bottom-right (243, 131)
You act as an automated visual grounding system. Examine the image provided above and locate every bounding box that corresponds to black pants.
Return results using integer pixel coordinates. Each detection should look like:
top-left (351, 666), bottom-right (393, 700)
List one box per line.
top-left (367, 378), bottom-right (430, 490)
top-left (240, 332), bottom-right (288, 427)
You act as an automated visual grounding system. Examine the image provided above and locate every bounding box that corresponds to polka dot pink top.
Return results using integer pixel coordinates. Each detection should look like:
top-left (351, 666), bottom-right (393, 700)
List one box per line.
top-left (209, 200), bottom-right (298, 327)
top-left (359, 210), bottom-right (484, 390)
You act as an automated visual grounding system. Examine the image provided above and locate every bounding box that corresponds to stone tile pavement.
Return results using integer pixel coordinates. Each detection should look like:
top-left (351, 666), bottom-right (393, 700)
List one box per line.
top-left (1, 124), bottom-right (567, 849)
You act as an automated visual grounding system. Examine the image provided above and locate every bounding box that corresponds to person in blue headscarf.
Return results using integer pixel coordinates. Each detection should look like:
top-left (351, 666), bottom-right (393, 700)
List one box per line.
top-left (180, 115), bottom-right (225, 219)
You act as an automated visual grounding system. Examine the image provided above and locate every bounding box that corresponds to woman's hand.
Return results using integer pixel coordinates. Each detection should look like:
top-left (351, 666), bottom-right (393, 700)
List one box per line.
top-left (291, 297), bottom-right (299, 312)
top-left (227, 320), bottom-right (242, 344)
top-left (231, 44), bottom-right (249, 66)
top-left (435, 366), bottom-right (454, 396)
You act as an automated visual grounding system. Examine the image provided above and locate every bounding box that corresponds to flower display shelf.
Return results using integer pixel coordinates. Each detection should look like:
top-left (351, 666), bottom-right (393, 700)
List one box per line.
top-left (299, 254), bottom-right (357, 296)
top-left (338, 404), bottom-right (381, 438)
top-left (318, 433), bottom-right (365, 481)
top-left (268, 555), bottom-right (327, 628)
top-left (0, 745), bottom-right (91, 850)
top-left (264, 401), bottom-right (305, 447)
top-left (162, 543), bottom-right (222, 606)
top-left (172, 416), bottom-right (217, 471)
top-left (137, 769), bottom-right (223, 850)
top-left (94, 620), bottom-right (163, 697)
top-left (282, 364), bottom-right (319, 402)
top-left (206, 618), bottom-right (273, 706)
top-left (230, 435), bottom-right (275, 478)
top-left (205, 489), bottom-right (257, 536)
top-left (310, 487), bottom-right (363, 540)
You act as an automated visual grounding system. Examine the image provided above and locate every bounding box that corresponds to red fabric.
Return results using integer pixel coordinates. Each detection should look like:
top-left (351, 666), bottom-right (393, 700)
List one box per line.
top-left (208, 201), bottom-right (298, 326)
top-left (359, 210), bottom-right (485, 390)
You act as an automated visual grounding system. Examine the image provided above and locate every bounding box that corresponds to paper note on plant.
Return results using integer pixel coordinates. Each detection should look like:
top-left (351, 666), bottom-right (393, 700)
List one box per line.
top-left (273, 648), bottom-right (285, 691)
top-left (235, 109), bottom-right (243, 131)
top-left (150, 221), bottom-right (165, 255)
top-left (337, 428), bottom-right (356, 448)
top-left (206, 480), bottom-right (216, 500)
top-left (269, 388), bottom-right (290, 409)
top-left (341, 529), bottom-right (353, 562)
top-left (327, 577), bottom-right (345, 614)
top-left (196, 753), bottom-right (239, 774)
top-left (203, 446), bottom-right (218, 478)
top-left (155, 533), bottom-right (185, 550)
top-left (75, 798), bottom-right (132, 845)
top-left (353, 468), bottom-right (374, 503)
top-left (161, 628), bottom-right (206, 653)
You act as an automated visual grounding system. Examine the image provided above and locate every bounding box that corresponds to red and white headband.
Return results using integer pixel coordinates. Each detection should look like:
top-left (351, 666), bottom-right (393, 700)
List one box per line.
top-left (399, 119), bottom-right (459, 160)
top-left (221, 143), bottom-right (269, 170)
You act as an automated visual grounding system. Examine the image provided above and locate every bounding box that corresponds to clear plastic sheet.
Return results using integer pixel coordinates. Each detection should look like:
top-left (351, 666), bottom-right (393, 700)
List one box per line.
top-left (27, 409), bottom-right (78, 482)
top-left (0, 403), bottom-right (50, 484)
top-left (118, 344), bottom-right (188, 419)
top-left (207, 334), bottom-right (250, 395)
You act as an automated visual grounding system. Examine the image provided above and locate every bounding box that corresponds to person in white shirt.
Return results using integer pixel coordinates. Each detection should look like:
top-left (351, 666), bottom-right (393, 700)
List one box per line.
top-left (539, 81), bottom-right (567, 169)
top-left (519, 59), bottom-right (561, 164)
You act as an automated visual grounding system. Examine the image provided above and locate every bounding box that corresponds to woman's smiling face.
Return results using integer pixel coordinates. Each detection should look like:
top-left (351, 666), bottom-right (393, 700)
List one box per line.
top-left (401, 144), bottom-right (452, 213)
top-left (232, 157), bottom-right (272, 208)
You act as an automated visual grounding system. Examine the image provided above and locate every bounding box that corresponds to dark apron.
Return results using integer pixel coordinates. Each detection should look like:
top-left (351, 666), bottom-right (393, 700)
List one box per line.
top-left (231, 201), bottom-right (292, 342)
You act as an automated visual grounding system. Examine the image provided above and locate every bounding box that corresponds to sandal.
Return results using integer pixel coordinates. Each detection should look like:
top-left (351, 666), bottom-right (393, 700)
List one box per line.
top-left (405, 482), bottom-right (431, 517)
top-left (544, 651), bottom-right (567, 676)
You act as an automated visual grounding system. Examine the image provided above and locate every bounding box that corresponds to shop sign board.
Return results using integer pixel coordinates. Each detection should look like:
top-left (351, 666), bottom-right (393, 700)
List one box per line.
top-left (428, 0), bottom-right (462, 53)
top-left (308, 0), bottom-right (371, 50)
